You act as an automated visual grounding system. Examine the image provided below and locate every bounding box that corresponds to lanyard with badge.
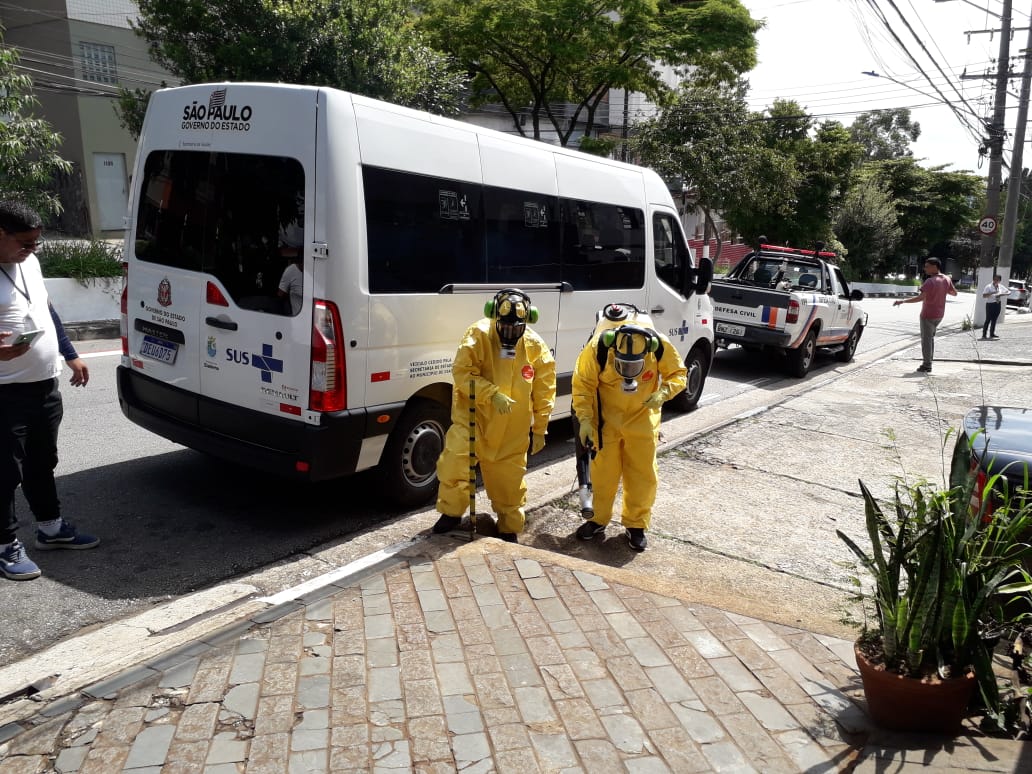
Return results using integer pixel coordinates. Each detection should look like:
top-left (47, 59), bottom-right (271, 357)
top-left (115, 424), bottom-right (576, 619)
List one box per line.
top-left (0, 263), bottom-right (37, 331)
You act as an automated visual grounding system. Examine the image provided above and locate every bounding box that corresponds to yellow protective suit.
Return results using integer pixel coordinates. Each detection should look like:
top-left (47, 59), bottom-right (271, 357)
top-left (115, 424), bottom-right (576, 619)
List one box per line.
top-left (571, 329), bottom-right (687, 530)
top-left (436, 318), bottom-right (556, 534)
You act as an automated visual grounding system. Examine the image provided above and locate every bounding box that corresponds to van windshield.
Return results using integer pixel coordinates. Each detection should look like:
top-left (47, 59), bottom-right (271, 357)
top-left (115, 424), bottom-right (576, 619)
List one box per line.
top-left (134, 150), bottom-right (305, 315)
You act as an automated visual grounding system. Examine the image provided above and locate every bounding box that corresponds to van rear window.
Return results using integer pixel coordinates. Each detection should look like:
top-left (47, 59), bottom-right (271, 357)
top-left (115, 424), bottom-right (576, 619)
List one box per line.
top-left (134, 150), bottom-right (305, 315)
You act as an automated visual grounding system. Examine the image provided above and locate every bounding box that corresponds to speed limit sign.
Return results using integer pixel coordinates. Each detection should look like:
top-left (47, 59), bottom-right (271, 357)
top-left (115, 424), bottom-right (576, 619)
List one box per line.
top-left (979, 216), bottom-right (998, 235)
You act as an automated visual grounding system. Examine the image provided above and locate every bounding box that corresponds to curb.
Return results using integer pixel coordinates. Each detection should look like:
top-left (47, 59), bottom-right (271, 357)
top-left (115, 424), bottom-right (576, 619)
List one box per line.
top-left (63, 320), bottom-right (119, 341)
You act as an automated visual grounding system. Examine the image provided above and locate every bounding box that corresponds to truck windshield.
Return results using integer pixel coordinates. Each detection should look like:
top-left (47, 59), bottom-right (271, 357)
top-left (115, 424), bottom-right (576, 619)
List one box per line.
top-left (742, 259), bottom-right (822, 290)
top-left (134, 150), bottom-right (305, 314)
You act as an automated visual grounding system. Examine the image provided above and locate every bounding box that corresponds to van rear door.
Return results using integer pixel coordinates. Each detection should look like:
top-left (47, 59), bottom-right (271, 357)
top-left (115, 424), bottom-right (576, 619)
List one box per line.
top-left (128, 85), bottom-right (318, 423)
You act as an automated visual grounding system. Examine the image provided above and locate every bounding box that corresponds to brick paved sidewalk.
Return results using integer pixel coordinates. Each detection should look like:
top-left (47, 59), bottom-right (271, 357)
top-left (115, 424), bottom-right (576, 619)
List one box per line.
top-left (0, 538), bottom-right (1025, 773)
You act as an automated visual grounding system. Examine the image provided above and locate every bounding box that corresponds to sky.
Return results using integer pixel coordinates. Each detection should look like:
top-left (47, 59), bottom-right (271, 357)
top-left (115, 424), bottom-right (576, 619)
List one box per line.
top-left (741, 0), bottom-right (1029, 177)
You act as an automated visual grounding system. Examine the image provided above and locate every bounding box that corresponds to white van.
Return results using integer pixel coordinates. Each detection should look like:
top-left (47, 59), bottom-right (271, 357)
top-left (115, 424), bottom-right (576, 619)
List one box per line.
top-left (117, 83), bottom-right (713, 506)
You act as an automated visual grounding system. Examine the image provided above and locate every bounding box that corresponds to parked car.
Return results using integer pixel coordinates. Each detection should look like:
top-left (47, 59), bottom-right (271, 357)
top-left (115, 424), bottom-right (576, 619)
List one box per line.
top-left (952, 406), bottom-right (1032, 515)
top-left (1007, 279), bottom-right (1030, 307)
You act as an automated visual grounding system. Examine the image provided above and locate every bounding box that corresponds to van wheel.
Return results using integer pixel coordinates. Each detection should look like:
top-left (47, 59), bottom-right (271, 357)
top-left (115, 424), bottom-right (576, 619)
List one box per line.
top-left (668, 346), bottom-right (708, 412)
top-left (835, 324), bottom-right (863, 363)
top-left (786, 330), bottom-right (816, 378)
top-left (380, 399), bottom-right (451, 508)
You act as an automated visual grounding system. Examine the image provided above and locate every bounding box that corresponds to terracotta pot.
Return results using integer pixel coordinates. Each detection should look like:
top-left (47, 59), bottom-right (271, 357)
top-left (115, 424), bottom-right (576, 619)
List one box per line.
top-left (854, 644), bottom-right (976, 735)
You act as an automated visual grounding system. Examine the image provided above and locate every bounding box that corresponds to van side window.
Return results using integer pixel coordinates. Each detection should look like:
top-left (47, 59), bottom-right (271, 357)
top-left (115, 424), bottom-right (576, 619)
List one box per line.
top-left (365, 166), bottom-right (485, 292)
top-left (134, 150), bottom-right (305, 315)
top-left (653, 213), bottom-right (689, 294)
top-left (483, 186), bottom-right (558, 286)
top-left (561, 200), bottom-right (645, 290)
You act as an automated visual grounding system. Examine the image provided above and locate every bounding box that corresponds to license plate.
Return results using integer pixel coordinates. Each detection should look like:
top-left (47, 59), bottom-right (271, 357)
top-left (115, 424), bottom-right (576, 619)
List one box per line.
top-left (140, 335), bottom-right (179, 364)
top-left (716, 322), bottom-right (745, 337)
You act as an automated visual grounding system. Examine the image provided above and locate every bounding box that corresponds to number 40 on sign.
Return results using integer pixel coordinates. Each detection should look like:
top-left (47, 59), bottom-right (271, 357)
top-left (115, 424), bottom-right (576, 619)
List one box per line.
top-left (978, 216), bottom-right (998, 236)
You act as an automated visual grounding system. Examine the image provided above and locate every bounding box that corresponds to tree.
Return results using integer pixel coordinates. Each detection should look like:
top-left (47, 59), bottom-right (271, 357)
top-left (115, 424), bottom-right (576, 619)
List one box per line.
top-left (128, 0), bottom-right (467, 133)
top-left (418, 0), bottom-right (760, 147)
top-left (728, 100), bottom-right (862, 246)
top-left (866, 158), bottom-right (982, 259)
top-left (834, 177), bottom-right (902, 279)
top-left (849, 108), bottom-right (921, 161)
top-left (0, 35), bottom-right (72, 217)
top-left (633, 79), bottom-right (796, 258)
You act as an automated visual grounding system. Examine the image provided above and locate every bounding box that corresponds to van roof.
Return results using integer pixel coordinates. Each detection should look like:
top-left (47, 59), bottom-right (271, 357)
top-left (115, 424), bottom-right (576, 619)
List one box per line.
top-left (154, 82), bottom-right (674, 203)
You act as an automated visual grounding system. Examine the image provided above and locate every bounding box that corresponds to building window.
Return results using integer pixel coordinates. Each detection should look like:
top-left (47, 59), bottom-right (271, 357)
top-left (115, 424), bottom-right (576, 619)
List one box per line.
top-left (79, 42), bottom-right (118, 85)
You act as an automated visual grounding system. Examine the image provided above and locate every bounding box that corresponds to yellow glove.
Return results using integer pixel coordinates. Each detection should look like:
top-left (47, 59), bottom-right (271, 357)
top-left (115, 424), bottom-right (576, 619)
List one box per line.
top-left (643, 390), bottom-right (666, 410)
top-left (577, 421), bottom-right (597, 449)
top-left (531, 433), bottom-right (546, 455)
top-left (490, 391), bottom-right (516, 414)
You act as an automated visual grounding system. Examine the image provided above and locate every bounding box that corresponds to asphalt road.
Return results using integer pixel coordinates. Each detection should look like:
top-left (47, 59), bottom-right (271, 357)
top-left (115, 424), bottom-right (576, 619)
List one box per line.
top-left (0, 293), bottom-right (982, 667)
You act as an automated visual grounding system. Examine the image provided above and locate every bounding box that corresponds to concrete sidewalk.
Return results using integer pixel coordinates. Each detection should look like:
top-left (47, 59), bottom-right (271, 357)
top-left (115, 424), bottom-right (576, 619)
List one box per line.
top-left (1, 317), bottom-right (1031, 772)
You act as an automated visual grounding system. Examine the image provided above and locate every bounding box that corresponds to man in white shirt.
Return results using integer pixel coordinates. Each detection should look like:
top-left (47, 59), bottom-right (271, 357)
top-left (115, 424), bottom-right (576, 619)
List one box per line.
top-left (981, 274), bottom-right (1010, 339)
top-left (0, 201), bottom-right (98, 581)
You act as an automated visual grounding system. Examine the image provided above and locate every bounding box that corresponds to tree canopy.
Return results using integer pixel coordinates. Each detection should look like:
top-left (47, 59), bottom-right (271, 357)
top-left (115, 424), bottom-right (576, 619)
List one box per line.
top-left (126, 0), bottom-right (467, 136)
top-left (849, 108), bottom-right (921, 162)
top-left (418, 0), bottom-right (760, 147)
top-left (834, 177), bottom-right (903, 279)
top-left (633, 79), bottom-right (795, 257)
top-left (0, 35), bottom-right (72, 217)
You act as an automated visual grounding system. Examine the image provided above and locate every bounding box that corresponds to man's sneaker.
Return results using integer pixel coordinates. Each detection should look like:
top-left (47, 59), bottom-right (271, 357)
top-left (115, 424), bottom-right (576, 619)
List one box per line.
top-left (34, 521), bottom-right (100, 551)
top-left (916, 364), bottom-right (932, 373)
top-left (432, 515), bottom-right (462, 534)
top-left (576, 520), bottom-right (606, 540)
top-left (991, 334), bottom-right (1000, 339)
top-left (497, 532), bottom-right (518, 544)
top-left (626, 528), bottom-right (648, 552)
top-left (0, 540), bottom-right (41, 580)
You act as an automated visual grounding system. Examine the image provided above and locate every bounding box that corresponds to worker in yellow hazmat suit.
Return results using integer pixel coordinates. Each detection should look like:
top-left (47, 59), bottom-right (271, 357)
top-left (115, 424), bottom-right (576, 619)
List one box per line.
top-left (433, 289), bottom-right (556, 542)
top-left (572, 305), bottom-right (687, 551)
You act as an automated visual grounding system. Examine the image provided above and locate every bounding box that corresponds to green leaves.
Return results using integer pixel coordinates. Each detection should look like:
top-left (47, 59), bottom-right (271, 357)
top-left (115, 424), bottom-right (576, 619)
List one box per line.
top-left (0, 40), bottom-right (71, 217)
top-left (418, 0), bottom-right (759, 146)
top-left (132, 0), bottom-right (468, 116)
top-left (839, 461), bottom-right (1032, 715)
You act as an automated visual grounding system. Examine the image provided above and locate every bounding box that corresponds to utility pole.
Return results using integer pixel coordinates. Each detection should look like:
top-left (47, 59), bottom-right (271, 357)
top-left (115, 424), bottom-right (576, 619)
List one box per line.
top-left (971, 0), bottom-right (1012, 329)
top-left (995, 20), bottom-right (1032, 330)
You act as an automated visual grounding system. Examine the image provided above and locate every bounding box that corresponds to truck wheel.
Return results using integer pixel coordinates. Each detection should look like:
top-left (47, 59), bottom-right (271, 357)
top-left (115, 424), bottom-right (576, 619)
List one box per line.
top-left (786, 330), bottom-right (816, 378)
top-left (380, 398), bottom-right (451, 508)
top-left (835, 324), bottom-right (863, 363)
top-left (668, 345), bottom-right (709, 412)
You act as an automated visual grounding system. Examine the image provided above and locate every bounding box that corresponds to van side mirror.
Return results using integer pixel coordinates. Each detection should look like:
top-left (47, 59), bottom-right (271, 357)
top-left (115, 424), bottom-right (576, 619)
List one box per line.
top-left (694, 258), bottom-right (714, 296)
top-left (850, 288), bottom-right (864, 301)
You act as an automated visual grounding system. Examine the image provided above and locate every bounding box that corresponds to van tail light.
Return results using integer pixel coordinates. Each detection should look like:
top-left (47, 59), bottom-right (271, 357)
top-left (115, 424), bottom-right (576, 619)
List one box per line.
top-left (310, 299), bottom-right (346, 412)
top-left (786, 299), bottom-right (800, 324)
top-left (120, 262), bottom-right (128, 355)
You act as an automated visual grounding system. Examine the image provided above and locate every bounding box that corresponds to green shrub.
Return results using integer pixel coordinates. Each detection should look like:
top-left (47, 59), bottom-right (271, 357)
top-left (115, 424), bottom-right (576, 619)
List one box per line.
top-left (37, 239), bottom-right (123, 282)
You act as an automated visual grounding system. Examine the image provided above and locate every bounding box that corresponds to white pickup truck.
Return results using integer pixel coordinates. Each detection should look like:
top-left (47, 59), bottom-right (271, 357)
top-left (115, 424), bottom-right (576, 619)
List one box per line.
top-left (710, 244), bottom-right (867, 377)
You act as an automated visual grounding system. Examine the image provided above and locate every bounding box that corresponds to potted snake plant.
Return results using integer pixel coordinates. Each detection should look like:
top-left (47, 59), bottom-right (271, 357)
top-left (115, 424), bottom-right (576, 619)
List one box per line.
top-left (837, 451), bottom-right (1032, 735)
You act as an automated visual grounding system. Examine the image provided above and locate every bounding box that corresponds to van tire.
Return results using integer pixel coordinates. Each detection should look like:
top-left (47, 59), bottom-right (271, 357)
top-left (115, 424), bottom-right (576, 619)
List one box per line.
top-left (668, 345), bottom-right (708, 412)
top-left (380, 399), bottom-right (451, 508)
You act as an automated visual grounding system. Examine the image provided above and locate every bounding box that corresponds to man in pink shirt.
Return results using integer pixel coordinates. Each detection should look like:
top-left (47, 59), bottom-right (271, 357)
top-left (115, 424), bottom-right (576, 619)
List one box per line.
top-left (892, 257), bottom-right (957, 373)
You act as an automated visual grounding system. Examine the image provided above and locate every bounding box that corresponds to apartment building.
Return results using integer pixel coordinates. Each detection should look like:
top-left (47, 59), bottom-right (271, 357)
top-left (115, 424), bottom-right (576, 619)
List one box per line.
top-left (1, 0), bottom-right (174, 236)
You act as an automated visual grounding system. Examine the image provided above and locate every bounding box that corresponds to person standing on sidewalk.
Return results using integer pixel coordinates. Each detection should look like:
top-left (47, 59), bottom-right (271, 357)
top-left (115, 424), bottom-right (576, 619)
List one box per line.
top-left (0, 201), bottom-right (98, 581)
top-left (980, 274), bottom-right (1009, 339)
top-left (431, 289), bottom-right (556, 543)
top-left (892, 257), bottom-right (957, 373)
top-left (572, 311), bottom-right (686, 552)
